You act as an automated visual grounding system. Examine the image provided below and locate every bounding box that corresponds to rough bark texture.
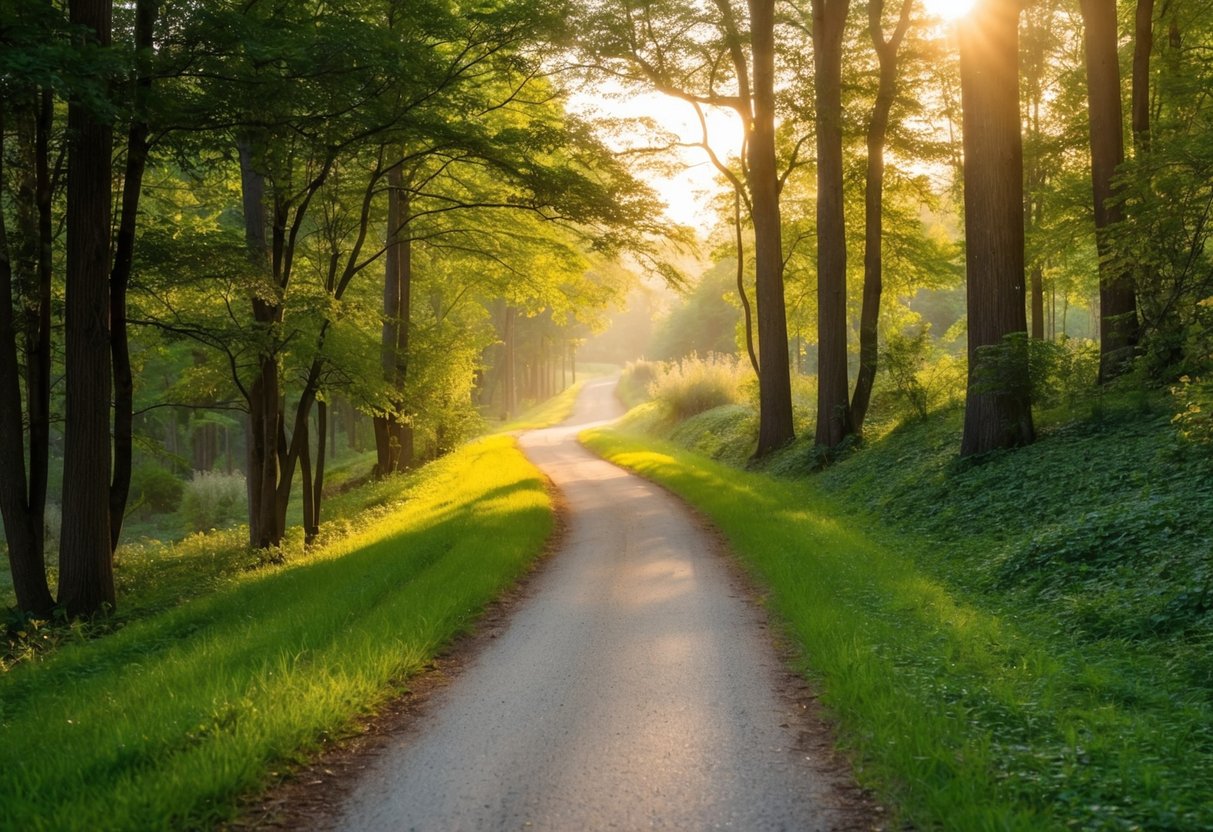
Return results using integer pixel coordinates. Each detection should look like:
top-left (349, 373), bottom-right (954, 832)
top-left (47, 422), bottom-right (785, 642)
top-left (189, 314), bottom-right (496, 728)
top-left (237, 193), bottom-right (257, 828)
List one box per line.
top-left (958, 0), bottom-right (1036, 457)
top-left (850, 0), bottom-right (912, 436)
top-left (1080, 0), bottom-right (1139, 381)
top-left (0, 108), bottom-right (55, 615)
top-left (812, 0), bottom-right (853, 450)
top-left (59, 0), bottom-right (115, 615)
top-left (747, 0), bottom-right (795, 456)
top-left (109, 0), bottom-right (156, 550)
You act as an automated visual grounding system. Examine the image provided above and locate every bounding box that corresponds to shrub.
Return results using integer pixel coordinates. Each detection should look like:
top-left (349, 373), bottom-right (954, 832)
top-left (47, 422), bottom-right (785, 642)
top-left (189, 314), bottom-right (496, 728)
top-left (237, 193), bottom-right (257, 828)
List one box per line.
top-left (180, 470), bottom-right (246, 532)
top-left (129, 464), bottom-right (185, 517)
top-left (650, 353), bottom-right (746, 420)
top-left (618, 359), bottom-right (660, 407)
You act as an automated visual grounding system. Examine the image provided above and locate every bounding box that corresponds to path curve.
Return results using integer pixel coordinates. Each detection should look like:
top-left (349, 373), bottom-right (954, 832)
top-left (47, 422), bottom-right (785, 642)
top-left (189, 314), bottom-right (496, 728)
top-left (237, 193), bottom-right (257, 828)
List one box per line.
top-left (333, 377), bottom-right (847, 831)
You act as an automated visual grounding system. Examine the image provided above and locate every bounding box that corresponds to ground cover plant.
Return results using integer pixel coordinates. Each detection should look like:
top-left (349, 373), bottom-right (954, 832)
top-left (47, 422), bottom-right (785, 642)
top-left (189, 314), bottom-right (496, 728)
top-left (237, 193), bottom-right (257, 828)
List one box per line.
top-left (0, 435), bottom-right (553, 831)
top-left (583, 391), bottom-right (1213, 830)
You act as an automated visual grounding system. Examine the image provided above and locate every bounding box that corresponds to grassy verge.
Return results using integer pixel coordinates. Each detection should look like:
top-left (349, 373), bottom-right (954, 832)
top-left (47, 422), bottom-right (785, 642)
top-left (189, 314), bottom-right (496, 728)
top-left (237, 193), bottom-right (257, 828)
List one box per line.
top-left (582, 426), bottom-right (1213, 831)
top-left (0, 435), bottom-right (552, 831)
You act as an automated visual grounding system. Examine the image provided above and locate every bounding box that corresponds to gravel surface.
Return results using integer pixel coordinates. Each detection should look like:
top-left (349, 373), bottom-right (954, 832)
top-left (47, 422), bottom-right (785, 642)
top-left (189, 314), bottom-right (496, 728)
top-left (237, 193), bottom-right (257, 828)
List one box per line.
top-left (332, 378), bottom-right (852, 831)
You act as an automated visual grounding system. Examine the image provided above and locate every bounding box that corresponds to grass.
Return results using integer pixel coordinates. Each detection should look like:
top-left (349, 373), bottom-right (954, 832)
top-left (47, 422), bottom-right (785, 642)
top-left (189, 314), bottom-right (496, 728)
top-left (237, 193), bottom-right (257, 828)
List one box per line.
top-left (0, 434), bottom-right (553, 831)
top-left (583, 406), bottom-right (1213, 831)
top-left (489, 376), bottom-right (601, 434)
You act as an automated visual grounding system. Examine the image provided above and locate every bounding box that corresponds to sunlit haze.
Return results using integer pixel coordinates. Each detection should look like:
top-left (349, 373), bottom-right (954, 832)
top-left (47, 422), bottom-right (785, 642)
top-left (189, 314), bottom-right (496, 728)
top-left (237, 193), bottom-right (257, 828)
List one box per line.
top-left (569, 87), bottom-right (744, 236)
top-left (920, 0), bottom-right (977, 20)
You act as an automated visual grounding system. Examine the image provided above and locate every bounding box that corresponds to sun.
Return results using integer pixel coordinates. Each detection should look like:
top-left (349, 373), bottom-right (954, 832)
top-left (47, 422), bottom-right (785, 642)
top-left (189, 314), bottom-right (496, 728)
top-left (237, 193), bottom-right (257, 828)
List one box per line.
top-left (921, 0), bottom-right (977, 20)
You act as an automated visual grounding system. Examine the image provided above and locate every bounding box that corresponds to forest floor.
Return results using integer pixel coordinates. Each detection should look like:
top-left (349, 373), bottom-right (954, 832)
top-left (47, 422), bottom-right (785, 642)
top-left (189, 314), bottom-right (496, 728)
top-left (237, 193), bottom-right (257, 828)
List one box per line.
top-left (291, 376), bottom-right (880, 830)
top-left (585, 382), bottom-right (1213, 830)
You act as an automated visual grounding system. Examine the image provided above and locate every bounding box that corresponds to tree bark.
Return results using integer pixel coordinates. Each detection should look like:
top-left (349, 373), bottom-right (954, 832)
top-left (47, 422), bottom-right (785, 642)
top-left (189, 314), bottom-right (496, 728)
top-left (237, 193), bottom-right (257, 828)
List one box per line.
top-left (1131, 0), bottom-right (1154, 153)
top-left (0, 108), bottom-right (55, 615)
top-left (812, 0), bottom-right (853, 450)
top-left (1080, 0), bottom-right (1139, 381)
top-left (374, 163), bottom-right (413, 475)
top-left (850, 0), bottom-right (913, 435)
top-left (109, 0), bottom-right (156, 550)
top-left (748, 0), bottom-right (795, 456)
top-left (958, 0), bottom-right (1035, 456)
top-left (59, 0), bottom-right (115, 615)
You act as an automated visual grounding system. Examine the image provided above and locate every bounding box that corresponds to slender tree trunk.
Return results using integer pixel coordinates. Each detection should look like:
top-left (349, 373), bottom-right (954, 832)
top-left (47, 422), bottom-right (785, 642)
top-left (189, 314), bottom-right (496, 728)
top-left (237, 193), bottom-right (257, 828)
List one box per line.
top-left (748, 0), bottom-right (795, 456)
top-left (1131, 0), bottom-right (1154, 153)
top-left (958, 0), bottom-right (1035, 456)
top-left (733, 191), bottom-right (760, 377)
top-left (375, 164), bottom-right (412, 475)
top-left (0, 108), bottom-right (54, 615)
top-left (812, 0), bottom-right (853, 449)
top-left (59, 0), bottom-right (115, 615)
top-left (109, 0), bottom-right (156, 549)
top-left (1081, 0), bottom-right (1139, 380)
top-left (851, 0), bottom-right (913, 435)
top-left (503, 305), bottom-right (517, 419)
top-left (1030, 266), bottom-right (1046, 340)
top-left (28, 89), bottom-right (53, 560)
top-left (313, 400), bottom-right (327, 536)
top-left (300, 416), bottom-right (315, 544)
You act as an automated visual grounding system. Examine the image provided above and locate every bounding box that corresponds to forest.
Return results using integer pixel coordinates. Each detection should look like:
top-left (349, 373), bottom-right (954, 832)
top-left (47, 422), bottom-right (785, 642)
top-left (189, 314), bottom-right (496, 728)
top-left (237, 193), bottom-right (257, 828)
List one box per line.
top-left (1, 0), bottom-right (1211, 829)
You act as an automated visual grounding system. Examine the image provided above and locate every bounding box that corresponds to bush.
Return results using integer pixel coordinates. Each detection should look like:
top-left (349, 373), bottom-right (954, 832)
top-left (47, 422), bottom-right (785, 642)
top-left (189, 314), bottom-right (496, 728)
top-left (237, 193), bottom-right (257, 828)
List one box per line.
top-left (650, 353), bottom-right (746, 420)
top-left (618, 359), bottom-right (660, 407)
top-left (129, 464), bottom-right (185, 517)
top-left (180, 470), bottom-right (246, 532)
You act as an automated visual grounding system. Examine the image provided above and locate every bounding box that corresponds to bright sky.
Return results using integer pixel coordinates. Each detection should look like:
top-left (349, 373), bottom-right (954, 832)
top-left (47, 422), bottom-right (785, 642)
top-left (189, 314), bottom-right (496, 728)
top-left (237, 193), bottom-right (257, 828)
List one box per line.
top-left (569, 87), bottom-right (744, 236)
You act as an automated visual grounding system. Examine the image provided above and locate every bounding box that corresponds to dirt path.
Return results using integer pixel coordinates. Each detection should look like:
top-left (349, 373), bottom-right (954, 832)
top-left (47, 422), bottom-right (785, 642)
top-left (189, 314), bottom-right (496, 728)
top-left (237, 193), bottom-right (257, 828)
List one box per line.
top-left (330, 378), bottom-right (871, 830)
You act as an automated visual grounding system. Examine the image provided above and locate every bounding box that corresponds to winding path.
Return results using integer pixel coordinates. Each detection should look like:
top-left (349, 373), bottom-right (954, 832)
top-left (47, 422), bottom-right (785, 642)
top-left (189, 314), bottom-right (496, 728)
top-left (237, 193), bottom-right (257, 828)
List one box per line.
top-left (333, 377), bottom-right (848, 831)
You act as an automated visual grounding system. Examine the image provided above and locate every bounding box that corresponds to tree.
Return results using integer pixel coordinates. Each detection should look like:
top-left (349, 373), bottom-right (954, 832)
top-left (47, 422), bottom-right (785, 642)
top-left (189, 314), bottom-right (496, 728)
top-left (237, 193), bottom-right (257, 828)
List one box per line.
top-left (574, 0), bottom-right (798, 455)
top-left (848, 0), bottom-right (914, 435)
top-left (958, 0), bottom-right (1035, 456)
top-left (58, 0), bottom-right (115, 615)
top-left (1079, 0), bottom-right (1139, 381)
top-left (811, 0), bottom-right (854, 449)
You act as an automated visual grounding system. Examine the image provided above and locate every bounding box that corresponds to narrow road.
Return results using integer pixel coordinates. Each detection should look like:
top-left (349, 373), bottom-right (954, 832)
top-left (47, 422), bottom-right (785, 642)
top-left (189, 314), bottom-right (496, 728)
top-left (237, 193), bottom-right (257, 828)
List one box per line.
top-left (333, 378), bottom-right (849, 831)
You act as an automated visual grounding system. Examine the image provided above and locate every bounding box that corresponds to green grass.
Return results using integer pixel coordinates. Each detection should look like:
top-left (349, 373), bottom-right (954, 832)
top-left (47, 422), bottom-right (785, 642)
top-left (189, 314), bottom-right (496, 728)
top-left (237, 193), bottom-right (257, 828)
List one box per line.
top-left (0, 435), bottom-right (553, 831)
top-left (489, 379), bottom-right (593, 433)
top-left (583, 423), bottom-right (1213, 831)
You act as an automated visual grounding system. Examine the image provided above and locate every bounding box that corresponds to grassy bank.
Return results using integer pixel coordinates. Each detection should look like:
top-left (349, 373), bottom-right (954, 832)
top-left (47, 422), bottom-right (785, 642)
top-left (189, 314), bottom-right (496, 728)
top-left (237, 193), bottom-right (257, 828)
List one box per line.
top-left (583, 405), bottom-right (1213, 830)
top-left (0, 435), bottom-right (553, 831)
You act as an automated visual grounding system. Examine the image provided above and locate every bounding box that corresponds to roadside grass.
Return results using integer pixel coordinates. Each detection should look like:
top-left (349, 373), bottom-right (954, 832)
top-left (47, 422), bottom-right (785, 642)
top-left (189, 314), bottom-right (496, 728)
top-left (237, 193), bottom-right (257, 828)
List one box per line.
top-left (0, 435), bottom-right (553, 831)
top-left (582, 426), bottom-right (1213, 831)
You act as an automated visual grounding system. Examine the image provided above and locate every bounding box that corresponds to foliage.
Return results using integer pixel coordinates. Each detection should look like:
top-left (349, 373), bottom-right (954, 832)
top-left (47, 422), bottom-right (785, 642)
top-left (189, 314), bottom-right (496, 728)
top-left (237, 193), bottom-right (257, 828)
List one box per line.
top-left (648, 353), bottom-right (748, 420)
top-left (128, 464), bottom-right (185, 517)
top-left (179, 471), bottom-right (246, 533)
top-left (0, 436), bottom-right (552, 831)
top-left (649, 261), bottom-right (741, 361)
top-left (1171, 375), bottom-right (1213, 446)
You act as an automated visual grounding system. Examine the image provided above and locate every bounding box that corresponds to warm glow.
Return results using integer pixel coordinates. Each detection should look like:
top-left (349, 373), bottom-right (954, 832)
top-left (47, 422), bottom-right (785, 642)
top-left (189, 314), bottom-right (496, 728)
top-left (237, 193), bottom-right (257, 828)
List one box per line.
top-left (921, 0), bottom-right (977, 20)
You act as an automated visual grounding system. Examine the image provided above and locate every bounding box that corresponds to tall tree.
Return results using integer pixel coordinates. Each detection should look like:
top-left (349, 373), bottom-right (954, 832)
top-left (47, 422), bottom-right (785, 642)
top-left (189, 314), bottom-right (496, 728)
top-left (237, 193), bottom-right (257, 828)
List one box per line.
top-left (958, 0), bottom-right (1035, 456)
top-left (811, 0), bottom-right (854, 449)
top-left (58, 0), bottom-right (115, 615)
top-left (849, 0), bottom-right (914, 435)
top-left (576, 0), bottom-right (798, 455)
top-left (1080, 0), bottom-right (1139, 381)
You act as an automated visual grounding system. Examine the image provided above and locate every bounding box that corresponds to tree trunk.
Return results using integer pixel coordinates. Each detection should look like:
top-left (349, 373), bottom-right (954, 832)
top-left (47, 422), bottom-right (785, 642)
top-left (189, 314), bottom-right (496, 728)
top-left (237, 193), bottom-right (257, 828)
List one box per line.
top-left (850, 0), bottom-right (913, 435)
top-left (109, 0), bottom-right (156, 550)
top-left (1080, 0), bottom-right (1139, 381)
top-left (1131, 0), bottom-right (1153, 153)
top-left (313, 400), bottom-right (327, 537)
top-left (503, 305), bottom-right (517, 419)
top-left (1030, 266), bottom-right (1045, 340)
top-left (0, 108), bottom-right (54, 615)
top-left (812, 0), bottom-right (853, 450)
top-left (59, 0), bottom-right (115, 616)
top-left (958, 0), bottom-right (1035, 456)
top-left (375, 164), bottom-right (412, 475)
top-left (748, 0), bottom-right (795, 456)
